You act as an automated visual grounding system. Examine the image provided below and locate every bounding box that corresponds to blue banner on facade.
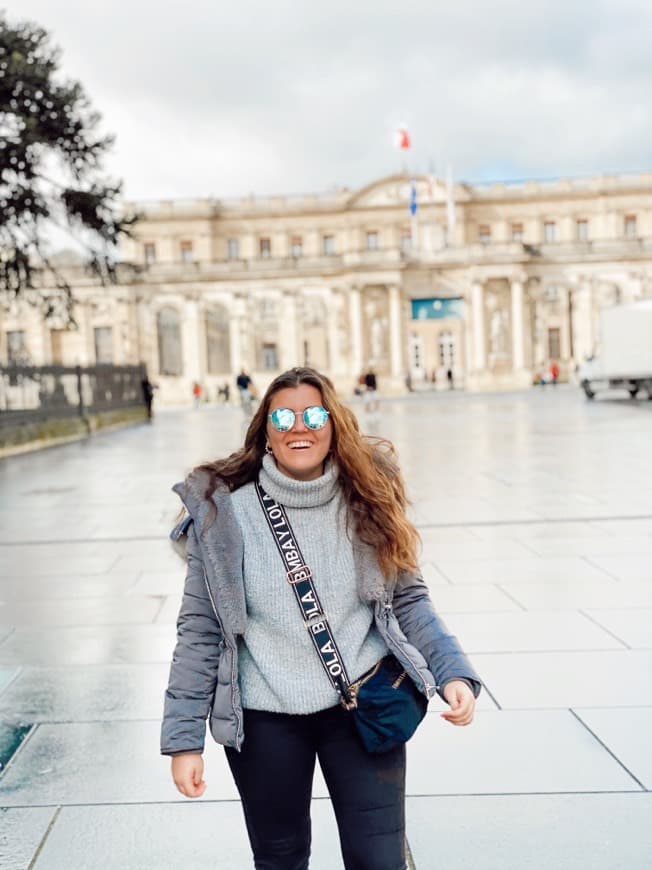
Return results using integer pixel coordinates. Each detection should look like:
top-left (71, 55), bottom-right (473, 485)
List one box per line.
top-left (411, 297), bottom-right (464, 320)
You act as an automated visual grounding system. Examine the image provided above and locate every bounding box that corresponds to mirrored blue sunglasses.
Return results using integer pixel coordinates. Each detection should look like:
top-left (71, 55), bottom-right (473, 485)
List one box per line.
top-left (269, 405), bottom-right (330, 432)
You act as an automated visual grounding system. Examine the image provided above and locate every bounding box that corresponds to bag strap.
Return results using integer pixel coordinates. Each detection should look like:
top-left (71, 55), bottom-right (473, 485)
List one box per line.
top-left (255, 481), bottom-right (355, 708)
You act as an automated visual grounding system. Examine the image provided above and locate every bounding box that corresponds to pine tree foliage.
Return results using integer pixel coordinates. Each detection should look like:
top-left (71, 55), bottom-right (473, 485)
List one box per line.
top-left (0, 11), bottom-right (137, 325)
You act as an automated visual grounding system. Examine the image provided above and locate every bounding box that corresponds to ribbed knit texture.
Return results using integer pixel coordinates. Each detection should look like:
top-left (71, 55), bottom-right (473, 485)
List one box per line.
top-left (230, 455), bottom-right (388, 714)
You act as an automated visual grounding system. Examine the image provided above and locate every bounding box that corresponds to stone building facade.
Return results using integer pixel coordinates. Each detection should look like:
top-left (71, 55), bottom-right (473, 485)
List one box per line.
top-left (2, 171), bottom-right (652, 403)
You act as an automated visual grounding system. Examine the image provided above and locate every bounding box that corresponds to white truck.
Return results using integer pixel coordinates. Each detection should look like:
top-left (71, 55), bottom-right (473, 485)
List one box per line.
top-left (579, 300), bottom-right (652, 400)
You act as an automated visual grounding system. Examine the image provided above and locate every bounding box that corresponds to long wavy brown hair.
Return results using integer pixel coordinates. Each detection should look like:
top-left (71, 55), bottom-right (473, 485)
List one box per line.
top-left (194, 367), bottom-right (419, 580)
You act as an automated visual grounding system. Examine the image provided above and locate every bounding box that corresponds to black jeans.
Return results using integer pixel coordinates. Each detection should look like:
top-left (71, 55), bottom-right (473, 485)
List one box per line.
top-left (224, 705), bottom-right (407, 870)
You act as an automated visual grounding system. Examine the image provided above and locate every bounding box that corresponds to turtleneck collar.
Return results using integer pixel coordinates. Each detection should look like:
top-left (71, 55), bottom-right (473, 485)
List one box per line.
top-left (259, 453), bottom-right (340, 508)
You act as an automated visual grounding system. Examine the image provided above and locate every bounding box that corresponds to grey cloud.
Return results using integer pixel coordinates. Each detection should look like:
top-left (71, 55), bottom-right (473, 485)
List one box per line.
top-left (12, 0), bottom-right (652, 198)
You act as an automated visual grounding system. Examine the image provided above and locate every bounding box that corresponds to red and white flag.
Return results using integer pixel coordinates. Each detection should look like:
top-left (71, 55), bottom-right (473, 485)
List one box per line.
top-left (394, 125), bottom-right (411, 150)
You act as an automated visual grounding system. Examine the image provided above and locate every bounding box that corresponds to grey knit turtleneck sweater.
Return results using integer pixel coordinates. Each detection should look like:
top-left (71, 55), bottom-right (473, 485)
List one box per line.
top-left (230, 454), bottom-right (388, 714)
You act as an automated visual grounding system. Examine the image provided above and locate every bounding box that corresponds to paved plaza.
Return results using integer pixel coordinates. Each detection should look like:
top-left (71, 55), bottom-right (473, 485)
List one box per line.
top-left (1, 386), bottom-right (651, 869)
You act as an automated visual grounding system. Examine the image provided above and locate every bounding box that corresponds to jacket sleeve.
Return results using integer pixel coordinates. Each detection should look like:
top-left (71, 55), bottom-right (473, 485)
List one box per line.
top-left (392, 571), bottom-right (482, 701)
top-left (161, 521), bottom-right (223, 755)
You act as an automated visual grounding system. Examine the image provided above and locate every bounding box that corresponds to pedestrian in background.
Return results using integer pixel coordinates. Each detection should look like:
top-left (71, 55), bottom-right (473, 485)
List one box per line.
top-left (236, 368), bottom-right (254, 413)
top-left (192, 381), bottom-right (202, 408)
top-left (363, 366), bottom-right (379, 413)
top-left (162, 366), bottom-right (481, 870)
top-left (141, 374), bottom-right (155, 420)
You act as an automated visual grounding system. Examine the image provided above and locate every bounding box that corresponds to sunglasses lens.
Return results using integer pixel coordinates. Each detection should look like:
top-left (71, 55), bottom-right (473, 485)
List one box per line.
top-left (304, 406), bottom-right (329, 430)
top-left (270, 408), bottom-right (295, 431)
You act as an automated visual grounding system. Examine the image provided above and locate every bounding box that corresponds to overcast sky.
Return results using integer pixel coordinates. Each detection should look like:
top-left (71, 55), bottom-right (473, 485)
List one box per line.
top-left (10, 0), bottom-right (652, 201)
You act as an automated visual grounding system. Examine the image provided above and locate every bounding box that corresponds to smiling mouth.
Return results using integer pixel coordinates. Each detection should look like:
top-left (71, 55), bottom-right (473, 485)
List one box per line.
top-left (288, 441), bottom-right (312, 449)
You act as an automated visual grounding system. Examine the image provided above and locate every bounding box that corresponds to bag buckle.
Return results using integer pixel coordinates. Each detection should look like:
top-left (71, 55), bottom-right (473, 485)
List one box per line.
top-left (286, 565), bottom-right (312, 584)
top-left (340, 687), bottom-right (358, 711)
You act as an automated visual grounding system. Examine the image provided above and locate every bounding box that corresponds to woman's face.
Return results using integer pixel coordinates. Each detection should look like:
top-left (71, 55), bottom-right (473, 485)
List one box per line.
top-left (266, 384), bottom-right (333, 481)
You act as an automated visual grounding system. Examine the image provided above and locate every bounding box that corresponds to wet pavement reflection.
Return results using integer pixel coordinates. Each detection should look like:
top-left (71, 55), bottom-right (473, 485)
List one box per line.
top-left (1, 387), bottom-right (651, 868)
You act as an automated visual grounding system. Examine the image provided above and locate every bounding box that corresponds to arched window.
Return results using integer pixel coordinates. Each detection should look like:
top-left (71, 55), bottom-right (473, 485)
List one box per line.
top-left (205, 306), bottom-right (231, 374)
top-left (157, 307), bottom-right (183, 376)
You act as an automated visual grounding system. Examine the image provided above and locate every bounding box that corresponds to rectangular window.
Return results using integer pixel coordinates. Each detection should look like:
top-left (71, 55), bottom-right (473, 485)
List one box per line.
top-left (366, 231), bottom-right (379, 250)
top-left (512, 223), bottom-right (524, 242)
top-left (576, 220), bottom-right (589, 241)
top-left (400, 229), bottom-right (412, 252)
top-left (543, 221), bottom-right (557, 243)
top-left (478, 225), bottom-right (491, 244)
top-left (94, 327), bottom-right (113, 364)
top-left (180, 240), bottom-right (193, 263)
top-left (290, 235), bottom-right (303, 257)
top-left (548, 327), bottom-right (561, 360)
top-left (624, 215), bottom-right (637, 238)
top-left (322, 234), bottom-right (336, 256)
top-left (262, 342), bottom-right (278, 370)
top-left (259, 237), bottom-right (271, 258)
top-left (227, 238), bottom-right (239, 260)
top-left (144, 242), bottom-right (156, 265)
top-left (6, 330), bottom-right (26, 364)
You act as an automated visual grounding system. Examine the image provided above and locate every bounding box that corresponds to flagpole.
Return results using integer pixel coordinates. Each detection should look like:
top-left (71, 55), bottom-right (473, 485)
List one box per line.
top-left (395, 125), bottom-right (417, 252)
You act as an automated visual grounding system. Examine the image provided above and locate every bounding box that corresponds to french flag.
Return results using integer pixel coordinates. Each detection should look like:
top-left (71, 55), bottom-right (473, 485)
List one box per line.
top-left (409, 180), bottom-right (418, 216)
top-left (394, 125), bottom-right (411, 150)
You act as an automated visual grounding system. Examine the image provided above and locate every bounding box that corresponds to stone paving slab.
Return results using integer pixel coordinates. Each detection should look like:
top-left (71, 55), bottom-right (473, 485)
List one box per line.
top-left (153, 595), bottom-right (183, 624)
top-left (406, 793), bottom-right (652, 870)
top-left (0, 574), bottom-right (140, 600)
top-left (470, 521), bottom-right (610, 540)
top-left (588, 554), bottom-right (652, 582)
top-left (422, 583), bottom-right (521, 613)
top-left (30, 800), bottom-right (345, 870)
top-left (443, 611), bottom-right (625, 653)
top-left (405, 710), bottom-right (642, 795)
top-left (127, 572), bottom-right (184, 597)
top-left (0, 806), bottom-right (56, 870)
top-left (500, 579), bottom-right (652, 610)
top-left (574, 707), bottom-right (652, 789)
top-left (0, 720), bottom-right (238, 806)
top-left (473, 650), bottom-right (652, 709)
top-left (523, 535), bottom-right (652, 556)
top-left (585, 608), bottom-right (652, 648)
top-left (0, 625), bottom-right (175, 666)
top-left (0, 669), bottom-right (18, 694)
top-left (419, 537), bottom-right (534, 561)
top-left (0, 664), bottom-right (171, 722)
top-left (434, 555), bottom-right (614, 585)
top-left (418, 562), bottom-right (452, 585)
top-left (0, 597), bottom-right (161, 628)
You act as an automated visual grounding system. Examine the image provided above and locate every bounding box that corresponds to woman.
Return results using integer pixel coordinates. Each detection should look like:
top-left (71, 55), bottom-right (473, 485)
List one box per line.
top-left (162, 367), bottom-right (481, 870)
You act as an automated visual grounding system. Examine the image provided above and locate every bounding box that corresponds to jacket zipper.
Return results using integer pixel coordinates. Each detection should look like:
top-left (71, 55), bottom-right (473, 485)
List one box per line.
top-left (201, 565), bottom-right (244, 747)
top-left (380, 601), bottom-right (435, 697)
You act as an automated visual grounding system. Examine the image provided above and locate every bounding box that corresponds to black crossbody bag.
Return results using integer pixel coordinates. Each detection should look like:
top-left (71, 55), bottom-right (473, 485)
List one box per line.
top-left (255, 482), bottom-right (427, 754)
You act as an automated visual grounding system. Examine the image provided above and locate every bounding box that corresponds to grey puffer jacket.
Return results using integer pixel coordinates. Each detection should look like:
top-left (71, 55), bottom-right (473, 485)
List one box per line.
top-left (161, 469), bottom-right (482, 756)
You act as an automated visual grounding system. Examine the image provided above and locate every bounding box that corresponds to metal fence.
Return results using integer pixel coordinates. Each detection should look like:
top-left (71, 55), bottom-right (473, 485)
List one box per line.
top-left (0, 364), bottom-right (147, 428)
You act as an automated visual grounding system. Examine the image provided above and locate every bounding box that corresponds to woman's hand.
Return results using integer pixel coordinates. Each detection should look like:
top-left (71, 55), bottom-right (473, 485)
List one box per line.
top-left (171, 753), bottom-right (206, 798)
top-left (441, 680), bottom-right (475, 726)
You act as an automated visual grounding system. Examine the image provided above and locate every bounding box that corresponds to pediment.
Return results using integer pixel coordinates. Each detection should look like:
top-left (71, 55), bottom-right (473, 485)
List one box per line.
top-left (346, 174), bottom-right (469, 209)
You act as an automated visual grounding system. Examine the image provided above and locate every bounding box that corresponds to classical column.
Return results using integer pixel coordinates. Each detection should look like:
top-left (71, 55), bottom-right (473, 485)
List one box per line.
top-left (326, 289), bottom-right (341, 375)
top-left (510, 278), bottom-right (525, 370)
top-left (559, 287), bottom-right (572, 360)
top-left (280, 291), bottom-right (299, 369)
top-left (471, 282), bottom-right (486, 371)
top-left (183, 298), bottom-right (202, 383)
top-left (228, 306), bottom-right (242, 374)
top-left (388, 285), bottom-right (403, 377)
top-left (348, 286), bottom-right (363, 375)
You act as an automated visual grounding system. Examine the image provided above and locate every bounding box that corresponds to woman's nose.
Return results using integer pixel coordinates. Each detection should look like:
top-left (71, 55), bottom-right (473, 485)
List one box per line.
top-left (291, 412), bottom-right (308, 432)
